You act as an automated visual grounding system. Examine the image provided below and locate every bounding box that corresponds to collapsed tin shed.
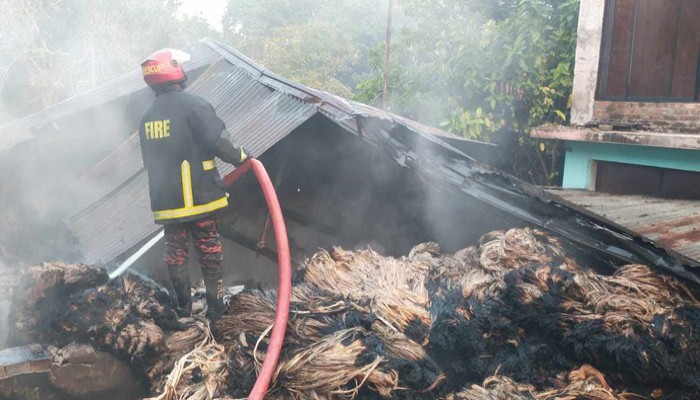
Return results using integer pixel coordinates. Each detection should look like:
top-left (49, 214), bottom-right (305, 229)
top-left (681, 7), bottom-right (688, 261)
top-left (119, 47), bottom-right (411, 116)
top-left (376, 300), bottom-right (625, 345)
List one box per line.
top-left (0, 38), bottom-right (697, 290)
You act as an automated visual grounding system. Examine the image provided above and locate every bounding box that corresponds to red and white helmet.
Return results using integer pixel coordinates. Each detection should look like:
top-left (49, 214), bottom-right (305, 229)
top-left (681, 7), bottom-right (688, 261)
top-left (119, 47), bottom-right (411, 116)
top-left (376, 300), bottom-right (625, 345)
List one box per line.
top-left (141, 48), bottom-right (191, 87)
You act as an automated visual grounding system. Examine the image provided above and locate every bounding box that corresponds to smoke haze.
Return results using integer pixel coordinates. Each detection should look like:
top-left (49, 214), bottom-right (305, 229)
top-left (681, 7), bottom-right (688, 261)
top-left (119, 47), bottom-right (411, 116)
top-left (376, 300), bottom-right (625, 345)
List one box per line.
top-left (0, 258), bottom-right (11, 347)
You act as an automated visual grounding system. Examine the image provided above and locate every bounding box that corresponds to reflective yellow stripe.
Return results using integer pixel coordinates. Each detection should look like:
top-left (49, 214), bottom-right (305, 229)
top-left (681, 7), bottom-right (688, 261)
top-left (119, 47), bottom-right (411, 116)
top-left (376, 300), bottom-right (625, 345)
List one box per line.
top-left (155, 160), bottom-right (228, 221)
top-left (202, 160), bottom-right (216, 171)
top-left (153, 196), bottom-right (229, 221)
top-left (181, 161), bottom-right (194, 208)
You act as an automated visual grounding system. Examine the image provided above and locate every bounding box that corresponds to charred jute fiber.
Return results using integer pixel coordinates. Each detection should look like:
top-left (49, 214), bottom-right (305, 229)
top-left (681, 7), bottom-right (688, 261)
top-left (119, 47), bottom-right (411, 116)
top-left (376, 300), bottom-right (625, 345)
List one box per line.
top-left (422, 230), bottom-right (579, 387)
top-left (500, 263), bottom-right (700, 391)
top-left (420, 229), bottom-right (700, 397)
top-left (299, 248), bottom-right (433, 344)
top-left (215, 228), bottom-right (700, 399)
top-left (8, 228), bottom-right (700, 400)
top-left (146, 327), bottom-right (229, 400)
top-left (214, 284), bottom-right (445, 400)
top-left (7, 262), bottom-right (209, 394)
top-left (445, 365), bottom-right (644, 400)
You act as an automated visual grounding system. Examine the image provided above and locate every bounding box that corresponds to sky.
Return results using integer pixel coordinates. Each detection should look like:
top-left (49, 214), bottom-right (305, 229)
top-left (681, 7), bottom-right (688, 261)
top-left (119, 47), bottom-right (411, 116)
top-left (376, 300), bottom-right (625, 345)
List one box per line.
top-left (179, 0), bottom-right (228, 31)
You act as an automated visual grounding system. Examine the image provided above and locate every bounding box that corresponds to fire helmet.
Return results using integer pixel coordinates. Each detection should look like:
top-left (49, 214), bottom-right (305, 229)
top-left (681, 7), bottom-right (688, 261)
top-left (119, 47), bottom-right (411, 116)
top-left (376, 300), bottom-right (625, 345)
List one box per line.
top-left (141, 48), bottom-right (191, 87)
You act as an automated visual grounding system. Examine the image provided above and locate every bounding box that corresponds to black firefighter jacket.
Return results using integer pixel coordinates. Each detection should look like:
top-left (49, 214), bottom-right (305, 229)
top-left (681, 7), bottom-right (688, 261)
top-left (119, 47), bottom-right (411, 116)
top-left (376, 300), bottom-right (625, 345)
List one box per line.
top-left (139, 86), bottom-right (248, 224)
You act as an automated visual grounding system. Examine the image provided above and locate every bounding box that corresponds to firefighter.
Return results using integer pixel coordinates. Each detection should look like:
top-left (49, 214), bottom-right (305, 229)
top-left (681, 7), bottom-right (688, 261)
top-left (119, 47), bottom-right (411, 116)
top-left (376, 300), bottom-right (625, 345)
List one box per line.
top-left (138, 48), bottom-right (249, 319)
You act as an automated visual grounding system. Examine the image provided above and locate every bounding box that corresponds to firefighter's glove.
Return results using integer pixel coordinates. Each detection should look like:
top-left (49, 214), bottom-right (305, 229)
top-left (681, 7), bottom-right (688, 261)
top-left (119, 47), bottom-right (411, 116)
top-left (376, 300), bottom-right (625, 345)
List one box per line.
top-left (215, 130), bottom-right (250, 166)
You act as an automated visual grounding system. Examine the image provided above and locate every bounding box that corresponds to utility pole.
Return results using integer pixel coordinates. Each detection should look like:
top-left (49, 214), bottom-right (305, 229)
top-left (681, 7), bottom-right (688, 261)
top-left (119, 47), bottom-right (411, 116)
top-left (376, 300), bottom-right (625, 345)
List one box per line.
top-left (382, 0), bottom-right (394, 110)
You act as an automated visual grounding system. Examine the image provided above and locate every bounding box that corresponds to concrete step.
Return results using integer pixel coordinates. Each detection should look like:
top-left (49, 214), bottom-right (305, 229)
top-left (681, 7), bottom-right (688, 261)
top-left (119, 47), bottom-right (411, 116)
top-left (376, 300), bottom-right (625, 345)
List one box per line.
top-left (0, 344), bottom-right (53, 380)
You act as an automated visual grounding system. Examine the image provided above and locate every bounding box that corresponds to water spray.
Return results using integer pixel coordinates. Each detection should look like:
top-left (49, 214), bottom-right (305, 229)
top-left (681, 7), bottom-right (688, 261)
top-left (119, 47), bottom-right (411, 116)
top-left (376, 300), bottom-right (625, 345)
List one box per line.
top-left (109, 230), bottom-right (165, 279)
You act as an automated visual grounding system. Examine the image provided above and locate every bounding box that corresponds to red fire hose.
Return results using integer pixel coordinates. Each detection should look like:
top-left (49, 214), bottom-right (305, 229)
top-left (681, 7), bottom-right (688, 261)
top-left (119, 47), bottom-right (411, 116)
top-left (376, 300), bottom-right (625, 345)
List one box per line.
top-left (223, 159), bottom-right (291, 400)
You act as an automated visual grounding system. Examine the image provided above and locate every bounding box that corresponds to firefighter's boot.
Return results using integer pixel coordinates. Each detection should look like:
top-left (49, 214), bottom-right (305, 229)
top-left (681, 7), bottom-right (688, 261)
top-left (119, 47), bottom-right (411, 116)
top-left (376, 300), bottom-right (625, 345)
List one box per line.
top-left (202, 267), bottom-right (226, 320)
top-left (168, 264), bottom-right (192, 317)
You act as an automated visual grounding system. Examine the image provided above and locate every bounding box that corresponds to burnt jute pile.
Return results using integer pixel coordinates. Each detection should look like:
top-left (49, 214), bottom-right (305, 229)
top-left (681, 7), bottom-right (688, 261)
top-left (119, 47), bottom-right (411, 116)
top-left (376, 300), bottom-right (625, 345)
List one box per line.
top-left (6, 263), bottom-right (205, 395)
top-left (8, 228), bottom-right (700, 400)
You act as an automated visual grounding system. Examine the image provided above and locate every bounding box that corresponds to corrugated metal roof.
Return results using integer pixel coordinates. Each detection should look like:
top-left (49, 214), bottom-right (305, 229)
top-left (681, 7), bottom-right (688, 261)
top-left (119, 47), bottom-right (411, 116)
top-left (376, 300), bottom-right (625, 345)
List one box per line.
top-left (64, 55), bottom-right (317, 263)
top-left (67, 173), bottom-right (156, 264)
top-left (551, 190), bottom-right (700, 262)
top-left (189, 59), bottom-right (317, 160)
top-left (61, 133), bottom-right (143, 216)
top-left (0, 43), bottom-right (221, 152)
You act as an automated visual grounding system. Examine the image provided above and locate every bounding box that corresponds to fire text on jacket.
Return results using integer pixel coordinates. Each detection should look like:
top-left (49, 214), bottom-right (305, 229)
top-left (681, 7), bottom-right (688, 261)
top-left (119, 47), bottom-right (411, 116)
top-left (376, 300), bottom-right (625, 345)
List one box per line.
top-left (144, 119), bottom-right (170, 139)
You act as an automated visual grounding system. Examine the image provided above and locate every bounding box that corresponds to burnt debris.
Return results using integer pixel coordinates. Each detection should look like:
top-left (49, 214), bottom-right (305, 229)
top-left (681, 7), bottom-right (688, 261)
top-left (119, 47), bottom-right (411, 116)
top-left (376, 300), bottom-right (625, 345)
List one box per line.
top-left (7, 227), bottom-right (700, 400)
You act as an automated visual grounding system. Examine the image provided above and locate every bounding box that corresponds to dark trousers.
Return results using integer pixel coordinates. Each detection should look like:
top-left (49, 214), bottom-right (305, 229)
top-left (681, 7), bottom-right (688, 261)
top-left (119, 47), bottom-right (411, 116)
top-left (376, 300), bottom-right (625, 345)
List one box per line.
top-left (164, 215), bottom-right (223, 271)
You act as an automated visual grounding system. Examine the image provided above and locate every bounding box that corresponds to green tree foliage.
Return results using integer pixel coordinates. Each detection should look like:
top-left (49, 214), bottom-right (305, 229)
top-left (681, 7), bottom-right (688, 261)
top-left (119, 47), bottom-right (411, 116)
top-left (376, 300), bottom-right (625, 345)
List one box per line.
top-left (223, 0), bottom-right (390, 97)
top-left (0, 0), bottom-right (216, 121)
top-left (356, 0), bottom-right (580, 185)
top-left (355, 0), bottom-right (485, 126)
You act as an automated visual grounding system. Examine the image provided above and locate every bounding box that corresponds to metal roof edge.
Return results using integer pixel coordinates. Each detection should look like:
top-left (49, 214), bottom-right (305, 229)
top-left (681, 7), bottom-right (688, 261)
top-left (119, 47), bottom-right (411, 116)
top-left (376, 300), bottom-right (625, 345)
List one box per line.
top-left (528, 183), bottom-right (699, 265)
top-left (396, 149), bottom-right (700, 285)
top-left (548, 189), bottom-right (700, 263)
top-left (200, 39), bottom-right (477, 165)
top-left (201, 39), bottom-right (361, 119)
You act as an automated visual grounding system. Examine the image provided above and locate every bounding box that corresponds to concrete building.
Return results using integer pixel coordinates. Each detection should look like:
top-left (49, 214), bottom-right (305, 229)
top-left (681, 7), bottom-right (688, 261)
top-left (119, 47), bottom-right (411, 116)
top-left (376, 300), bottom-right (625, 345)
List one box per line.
top-left (533, 1), bottom-right (700, 262)
top-left (533, 0), bottom-right (700, 199)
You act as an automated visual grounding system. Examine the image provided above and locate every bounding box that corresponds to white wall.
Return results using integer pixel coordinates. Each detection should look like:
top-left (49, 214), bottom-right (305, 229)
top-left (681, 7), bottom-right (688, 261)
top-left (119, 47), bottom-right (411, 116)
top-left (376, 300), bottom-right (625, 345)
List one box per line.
top-left (571, 0), bottom-right (606, 126)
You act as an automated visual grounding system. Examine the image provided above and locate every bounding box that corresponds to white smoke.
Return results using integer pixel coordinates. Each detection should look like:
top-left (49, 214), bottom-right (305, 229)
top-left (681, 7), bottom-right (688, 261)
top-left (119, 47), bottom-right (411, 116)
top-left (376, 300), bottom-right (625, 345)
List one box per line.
top-left (0, 258), bottom-right (10, 348)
